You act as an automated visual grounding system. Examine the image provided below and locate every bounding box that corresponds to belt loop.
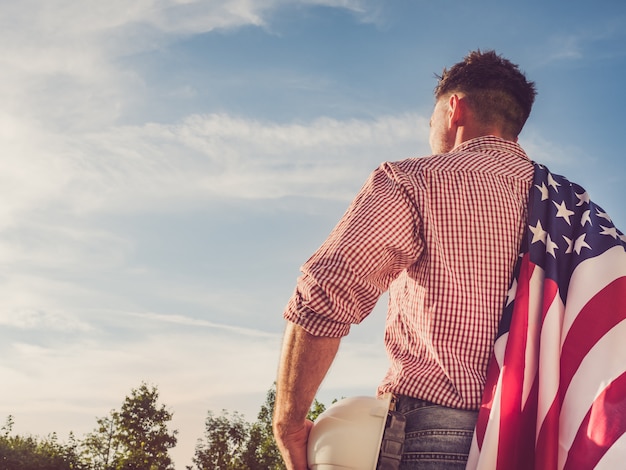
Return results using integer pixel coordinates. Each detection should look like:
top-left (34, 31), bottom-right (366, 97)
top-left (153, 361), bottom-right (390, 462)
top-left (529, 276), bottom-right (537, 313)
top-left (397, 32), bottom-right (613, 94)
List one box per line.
top-left (389, 393), bottom-right (398, 412)
top-left (377, 394), bottom-right (405, 470)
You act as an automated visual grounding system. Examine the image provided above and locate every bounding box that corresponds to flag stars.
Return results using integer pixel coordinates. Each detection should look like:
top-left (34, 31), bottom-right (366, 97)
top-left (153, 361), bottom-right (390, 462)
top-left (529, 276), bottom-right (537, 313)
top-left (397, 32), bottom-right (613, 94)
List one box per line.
top-left (545, 233), bottom-right (559, 258)
top-left (596, 208), bottom-right (612, 223)
top-left (506, 278), bottom-right (518, 306)
top-left (529, 220), bottom-right (547, 244)
top-left (535, 182), bottom-right (549, 201)
top-left (581, 210), bottom-right (592, 227)
top-left (528, 221), bottom-right (559, 257)
top-left (575, 191), bottom-right (590, 207)
top-left (574, 234), bottom-right (591, 254)
top-left (563, 236), bottom-right (574, 254)
top-left (553, 200), bottom-right (575, 225)
top-left (547, 173), bottom-right (561, 191)
top-left (600, 225), bottom-right (619, 239)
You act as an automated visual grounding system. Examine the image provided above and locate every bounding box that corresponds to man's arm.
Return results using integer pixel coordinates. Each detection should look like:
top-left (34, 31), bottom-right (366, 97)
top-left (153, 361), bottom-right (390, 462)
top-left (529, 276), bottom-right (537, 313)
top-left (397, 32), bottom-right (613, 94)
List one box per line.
top-left (273, 321), bottom-right (340, 470)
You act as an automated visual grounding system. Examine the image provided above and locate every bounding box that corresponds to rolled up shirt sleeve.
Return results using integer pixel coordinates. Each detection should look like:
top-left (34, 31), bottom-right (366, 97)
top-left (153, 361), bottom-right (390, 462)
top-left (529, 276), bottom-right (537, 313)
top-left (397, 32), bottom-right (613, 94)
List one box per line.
top-left (283, 162), bottom-right (423, 337)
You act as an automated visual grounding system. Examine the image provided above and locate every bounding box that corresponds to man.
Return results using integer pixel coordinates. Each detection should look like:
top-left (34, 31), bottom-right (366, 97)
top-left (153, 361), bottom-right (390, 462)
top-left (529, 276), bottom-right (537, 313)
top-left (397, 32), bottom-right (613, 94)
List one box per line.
top-left (273, 50), bottom-right (538, 469)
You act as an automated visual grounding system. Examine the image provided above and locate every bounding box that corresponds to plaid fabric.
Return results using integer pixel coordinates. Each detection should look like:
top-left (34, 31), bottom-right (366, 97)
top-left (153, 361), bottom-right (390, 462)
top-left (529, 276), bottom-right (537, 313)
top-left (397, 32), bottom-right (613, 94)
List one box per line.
top-left (284, 136), bottom-right (534, 409)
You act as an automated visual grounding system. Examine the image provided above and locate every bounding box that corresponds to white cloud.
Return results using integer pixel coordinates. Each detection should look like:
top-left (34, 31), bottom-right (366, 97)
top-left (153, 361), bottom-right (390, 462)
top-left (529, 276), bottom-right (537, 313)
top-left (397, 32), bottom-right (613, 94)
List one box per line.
top-left (544, 34), bottom-right (584, 62)
top-left (530, 18), bottom-right (626, 68)
top-left (0, 0), bottom-right (402, 233)
top-left (128, 311), bottom-right (278, 338)
top-left (0, 307), bottom-right (92, 332)
top-left (0, 0), bottom-right (425, 229)
top-left (0, 220), bottom-right (131, 267)
top-left (0, 112), bottom-right (428, 224)
top-left (0, 111), bottom-right (428, 349)
top-left (0, 0), bottom-right (375, 60)
top-left (0, 0), bottom-right (378, 136)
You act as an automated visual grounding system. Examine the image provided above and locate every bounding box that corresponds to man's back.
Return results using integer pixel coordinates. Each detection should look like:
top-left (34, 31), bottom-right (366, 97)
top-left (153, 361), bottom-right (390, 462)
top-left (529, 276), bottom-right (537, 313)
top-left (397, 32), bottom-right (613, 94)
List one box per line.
top-left (379, 136), bottom-right (534, 409)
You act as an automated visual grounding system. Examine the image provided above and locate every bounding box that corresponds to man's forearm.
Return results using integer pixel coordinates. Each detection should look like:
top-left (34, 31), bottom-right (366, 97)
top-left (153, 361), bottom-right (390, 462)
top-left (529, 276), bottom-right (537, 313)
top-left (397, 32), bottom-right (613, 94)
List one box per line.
top-left (274, 321), bottom-right (340, 427)
top-left (273, 321), bottom-right (340, 468)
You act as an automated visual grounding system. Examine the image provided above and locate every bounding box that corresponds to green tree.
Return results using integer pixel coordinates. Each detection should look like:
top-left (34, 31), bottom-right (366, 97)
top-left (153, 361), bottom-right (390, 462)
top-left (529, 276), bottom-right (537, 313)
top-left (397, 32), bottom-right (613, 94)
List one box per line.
top-left (240, 385), bottom-right (283, 470)
top-left (115, 383), bottom-right (178, 470)
top-left (81, 415), bottom-right (119, 469)
top-left (82, 382), bottom-right (178, 470)
top-left (307, 398), bottom-right (327, 422)
top-left (192, 410), bottom-right (248, 470)
top-left (0, 416), bottom-right (87, 470)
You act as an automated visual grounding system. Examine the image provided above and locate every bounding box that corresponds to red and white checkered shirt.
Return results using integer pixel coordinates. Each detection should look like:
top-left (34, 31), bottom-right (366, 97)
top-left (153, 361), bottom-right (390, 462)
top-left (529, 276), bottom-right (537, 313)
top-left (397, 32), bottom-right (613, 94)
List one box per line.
top-left (284, 136), bottom-right (534, 409)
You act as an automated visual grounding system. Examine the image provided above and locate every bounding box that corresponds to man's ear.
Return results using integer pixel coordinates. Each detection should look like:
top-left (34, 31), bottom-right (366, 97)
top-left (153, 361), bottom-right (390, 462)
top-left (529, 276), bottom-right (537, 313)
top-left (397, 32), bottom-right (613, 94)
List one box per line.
top-left (447, 94), bottom-right (468, 127)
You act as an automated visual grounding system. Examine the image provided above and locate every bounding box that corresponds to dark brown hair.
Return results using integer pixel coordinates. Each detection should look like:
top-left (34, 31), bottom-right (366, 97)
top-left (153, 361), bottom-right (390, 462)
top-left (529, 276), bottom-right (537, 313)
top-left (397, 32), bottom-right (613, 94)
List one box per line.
top-left (434, 50), bottom-right (537, 137)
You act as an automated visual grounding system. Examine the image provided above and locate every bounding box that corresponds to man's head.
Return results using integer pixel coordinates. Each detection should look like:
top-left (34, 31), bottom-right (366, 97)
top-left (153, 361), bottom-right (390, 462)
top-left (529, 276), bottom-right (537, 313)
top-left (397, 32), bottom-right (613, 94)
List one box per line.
top-left (429, 50), bottom-right (537, 154)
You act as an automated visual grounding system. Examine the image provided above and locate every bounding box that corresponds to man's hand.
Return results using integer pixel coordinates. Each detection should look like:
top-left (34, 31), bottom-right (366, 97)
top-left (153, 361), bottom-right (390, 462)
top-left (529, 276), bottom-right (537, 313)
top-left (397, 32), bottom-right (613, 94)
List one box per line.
top-left (273, 418), bottom-right (314, 470)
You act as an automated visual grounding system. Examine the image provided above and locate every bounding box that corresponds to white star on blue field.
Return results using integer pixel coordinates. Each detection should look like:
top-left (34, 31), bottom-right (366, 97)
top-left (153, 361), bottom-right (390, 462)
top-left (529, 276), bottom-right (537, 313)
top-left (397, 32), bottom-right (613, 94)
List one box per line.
top-left (1, 1), bottom-right (624, 467)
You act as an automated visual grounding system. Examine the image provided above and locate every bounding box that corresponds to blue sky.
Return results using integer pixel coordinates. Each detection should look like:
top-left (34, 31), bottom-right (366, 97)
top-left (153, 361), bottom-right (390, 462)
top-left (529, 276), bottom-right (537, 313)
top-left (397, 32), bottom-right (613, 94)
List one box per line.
top-left (1, 0), bottom-right (625, 467)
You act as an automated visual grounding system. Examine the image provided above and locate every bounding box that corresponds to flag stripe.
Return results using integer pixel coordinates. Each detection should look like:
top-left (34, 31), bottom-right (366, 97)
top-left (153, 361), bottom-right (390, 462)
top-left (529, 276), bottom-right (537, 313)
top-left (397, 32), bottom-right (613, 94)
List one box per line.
top-left (475, 368), bottom-right (502, 469)
top-left (559, 318), bottom-right (626, 461)
top-left (563, 371), bottom-right (626, 470)
top-left (562, 245), bottom-right (626, 340)
top-left (536, 278), bottom-right (563, 424)
top-left (534, 280), bottom-right (564, 470)
top-left (534, 391), bottom-right (559, 469)
top-left (595, 430), bottom-right (626, 469)
top-left (560, 276), bottom-right (626, 393)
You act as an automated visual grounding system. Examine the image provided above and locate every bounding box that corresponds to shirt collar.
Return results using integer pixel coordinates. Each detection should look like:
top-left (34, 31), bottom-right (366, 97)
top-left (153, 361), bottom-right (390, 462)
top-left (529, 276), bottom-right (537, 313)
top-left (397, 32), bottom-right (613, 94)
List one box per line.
top-left (452, 135), bottom-right (530, 161)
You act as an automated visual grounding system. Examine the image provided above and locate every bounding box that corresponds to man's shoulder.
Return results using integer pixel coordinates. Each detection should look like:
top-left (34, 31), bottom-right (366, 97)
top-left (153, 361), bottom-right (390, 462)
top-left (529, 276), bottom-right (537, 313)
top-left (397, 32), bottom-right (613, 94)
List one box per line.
top-left (389, 142), bottom-right (533, 177)
top-left (386, 150), bottom-right (495, 174)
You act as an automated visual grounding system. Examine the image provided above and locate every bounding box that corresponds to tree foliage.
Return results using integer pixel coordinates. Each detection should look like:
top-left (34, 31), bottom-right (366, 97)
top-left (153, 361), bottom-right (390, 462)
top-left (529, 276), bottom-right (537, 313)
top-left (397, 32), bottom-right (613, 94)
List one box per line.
top-left (192, 410), bottom-right (248, 470)
top-left (0, 415), bottom-right (86, 470)
top-left (81, 415), bottom-right (119, 470)
top-left (83, 382), bottom-right (178, 470)
top-left (115, 382), bottom-right (178, 469)
top-left (1, 382), bottom-right (330, 470)
top-left (240, 386), bottom-right (284, 470)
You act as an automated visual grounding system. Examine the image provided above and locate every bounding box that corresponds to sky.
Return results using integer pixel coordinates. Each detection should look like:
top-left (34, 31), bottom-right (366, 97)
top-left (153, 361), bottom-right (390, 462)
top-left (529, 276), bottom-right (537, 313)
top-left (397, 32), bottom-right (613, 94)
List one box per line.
top-left (1, 0), bottom-right (625, 467)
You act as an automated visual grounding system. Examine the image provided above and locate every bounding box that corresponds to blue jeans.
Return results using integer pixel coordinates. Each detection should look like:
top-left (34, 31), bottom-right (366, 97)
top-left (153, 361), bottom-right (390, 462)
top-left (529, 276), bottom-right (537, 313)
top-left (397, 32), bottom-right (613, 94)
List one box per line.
top-left (395, 396), bottom-right (478, 470)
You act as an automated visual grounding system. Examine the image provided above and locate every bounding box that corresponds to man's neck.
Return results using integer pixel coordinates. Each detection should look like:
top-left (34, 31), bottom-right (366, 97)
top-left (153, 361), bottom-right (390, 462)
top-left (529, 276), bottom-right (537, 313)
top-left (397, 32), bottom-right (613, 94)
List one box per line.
top-left (453, 126), bottom-right (517, 148)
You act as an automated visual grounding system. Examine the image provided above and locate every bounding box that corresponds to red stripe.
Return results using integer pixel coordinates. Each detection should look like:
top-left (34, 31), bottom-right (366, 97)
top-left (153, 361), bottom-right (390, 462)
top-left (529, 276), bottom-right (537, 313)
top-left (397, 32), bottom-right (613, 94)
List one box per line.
top-left (534, 391), bottom-right (560, 469)
top-left (540, 277), bottom-right (559, 323)
top-left (560, 277), bottom-right (626, 392)
top-left (519, 379), bottom-right (540, 469)
top-left (496, 257), bottom-right (536, 469)
top-left (563, 371), bottom-right (626, 469)
top-left (533, 277), bottom-right (562, 470)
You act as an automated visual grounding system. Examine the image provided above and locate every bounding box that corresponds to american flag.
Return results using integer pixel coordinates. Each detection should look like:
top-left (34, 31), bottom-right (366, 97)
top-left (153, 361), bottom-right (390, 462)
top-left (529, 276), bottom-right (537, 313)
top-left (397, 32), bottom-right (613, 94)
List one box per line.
top-left (466, 163), bottom-right (626, 470)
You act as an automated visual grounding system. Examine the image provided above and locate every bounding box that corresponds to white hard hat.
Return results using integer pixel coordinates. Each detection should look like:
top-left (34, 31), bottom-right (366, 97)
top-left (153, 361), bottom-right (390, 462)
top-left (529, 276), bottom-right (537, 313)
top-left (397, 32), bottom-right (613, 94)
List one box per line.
top-left (307, 394), bottom-right (392, 470)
